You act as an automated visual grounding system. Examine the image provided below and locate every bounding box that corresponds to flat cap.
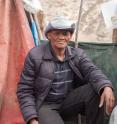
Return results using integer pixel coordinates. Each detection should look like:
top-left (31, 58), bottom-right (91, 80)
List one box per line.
top-left (45, 16), bottom-right (75, 37)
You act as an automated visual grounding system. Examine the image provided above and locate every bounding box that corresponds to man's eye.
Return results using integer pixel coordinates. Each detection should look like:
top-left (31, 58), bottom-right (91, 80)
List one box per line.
top-left (55, 32), bottom-right (60, 35)
top-left (63, 32), bottom-right (68, 36)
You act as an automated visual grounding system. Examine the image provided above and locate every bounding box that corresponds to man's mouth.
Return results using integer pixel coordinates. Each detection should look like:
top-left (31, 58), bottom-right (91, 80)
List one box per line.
top-left (57, 41), bottom-right (65, 43)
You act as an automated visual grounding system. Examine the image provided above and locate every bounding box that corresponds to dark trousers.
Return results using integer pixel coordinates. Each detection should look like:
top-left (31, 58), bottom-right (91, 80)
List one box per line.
top-left (38, 84), bottom-right (105, 124)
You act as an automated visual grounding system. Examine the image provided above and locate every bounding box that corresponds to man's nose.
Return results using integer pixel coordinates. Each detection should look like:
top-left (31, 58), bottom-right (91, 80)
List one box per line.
top-left (58, 34), bottom-right (65, 39)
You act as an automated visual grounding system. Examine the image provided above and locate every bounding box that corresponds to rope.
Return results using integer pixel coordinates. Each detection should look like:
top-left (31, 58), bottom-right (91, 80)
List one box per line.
top-left (75, 0), bottom-right (84, 48)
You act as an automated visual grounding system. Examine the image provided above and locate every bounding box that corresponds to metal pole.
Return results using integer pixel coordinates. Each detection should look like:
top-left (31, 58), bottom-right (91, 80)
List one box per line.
top-left (75, 0), bottom-right (84, 48)
top-left (75, 1), bottom-right (84, 123)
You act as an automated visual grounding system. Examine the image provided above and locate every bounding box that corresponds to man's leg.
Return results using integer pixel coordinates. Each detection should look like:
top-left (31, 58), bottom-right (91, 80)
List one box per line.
top-left (59, 83), bottom-right (105, 124)
top-left (38, 104), bottom-right (64, 124)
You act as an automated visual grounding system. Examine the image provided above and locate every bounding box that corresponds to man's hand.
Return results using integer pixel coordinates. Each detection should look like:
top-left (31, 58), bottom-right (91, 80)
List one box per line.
top-left (99, 87), bottom-right (115, 115)
top-left (30, 119), bottom-right (39, 124)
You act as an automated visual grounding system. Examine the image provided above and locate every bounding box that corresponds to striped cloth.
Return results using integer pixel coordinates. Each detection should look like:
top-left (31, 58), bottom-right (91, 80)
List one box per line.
top-left (45, 60), bottom-right (74, 103)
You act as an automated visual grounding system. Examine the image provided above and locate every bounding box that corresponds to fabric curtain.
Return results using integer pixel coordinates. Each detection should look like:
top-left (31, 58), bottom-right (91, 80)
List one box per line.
top-left (0, 0), bottom-right (34, 123)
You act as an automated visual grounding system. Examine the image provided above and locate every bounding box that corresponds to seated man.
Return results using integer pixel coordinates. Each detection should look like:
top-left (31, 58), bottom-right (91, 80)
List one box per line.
top-left (17, 16), bottom-right (115, 124)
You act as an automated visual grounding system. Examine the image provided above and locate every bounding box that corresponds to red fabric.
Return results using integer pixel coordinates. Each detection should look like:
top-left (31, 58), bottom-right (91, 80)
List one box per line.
top-left (0, 0), bottom-right (34, 123)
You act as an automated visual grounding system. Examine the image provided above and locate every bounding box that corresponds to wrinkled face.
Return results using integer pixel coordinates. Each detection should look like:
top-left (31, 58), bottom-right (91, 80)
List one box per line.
top-left (47, 29), bottom-right (72, 50)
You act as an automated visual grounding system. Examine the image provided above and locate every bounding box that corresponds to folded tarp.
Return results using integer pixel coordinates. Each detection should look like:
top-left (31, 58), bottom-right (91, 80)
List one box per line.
top-left (0, 0), bottom-right (34, 123)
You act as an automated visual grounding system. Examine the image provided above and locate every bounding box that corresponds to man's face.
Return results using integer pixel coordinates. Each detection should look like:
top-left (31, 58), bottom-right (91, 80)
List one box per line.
top-left (47, 29), bottom-right (72, 50)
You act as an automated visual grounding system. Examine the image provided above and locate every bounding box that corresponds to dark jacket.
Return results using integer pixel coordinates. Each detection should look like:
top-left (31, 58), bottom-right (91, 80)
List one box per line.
top-left (17, 42), bottom-right (112, 123)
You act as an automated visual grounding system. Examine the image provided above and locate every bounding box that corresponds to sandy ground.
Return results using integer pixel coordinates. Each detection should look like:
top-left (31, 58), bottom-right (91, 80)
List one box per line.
top-left (40, 0), bottom-right (113, 43)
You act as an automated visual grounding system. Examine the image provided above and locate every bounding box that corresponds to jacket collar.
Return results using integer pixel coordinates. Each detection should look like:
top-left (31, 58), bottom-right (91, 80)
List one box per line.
top-left (43, 42), bottom-right (75, 60)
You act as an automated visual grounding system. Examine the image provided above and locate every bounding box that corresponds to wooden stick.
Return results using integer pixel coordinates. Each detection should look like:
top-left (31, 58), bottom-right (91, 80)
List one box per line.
top-left (112, 29), bottom-right (117, 43)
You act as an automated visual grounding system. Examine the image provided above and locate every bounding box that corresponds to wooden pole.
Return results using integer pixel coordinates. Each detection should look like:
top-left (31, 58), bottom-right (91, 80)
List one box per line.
top-left (112, 29), bottom-right (117, 43)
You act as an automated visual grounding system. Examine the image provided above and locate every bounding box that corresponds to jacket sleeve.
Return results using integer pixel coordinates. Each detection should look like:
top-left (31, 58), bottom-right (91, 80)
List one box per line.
top-left (77, 49), bottom-right (113, 94)
top-left (17, 52), bottom-right (38, 124)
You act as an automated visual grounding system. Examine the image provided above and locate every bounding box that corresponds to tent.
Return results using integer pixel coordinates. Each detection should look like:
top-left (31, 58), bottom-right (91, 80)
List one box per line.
top-left (0, 0), bottom-right (34, 123)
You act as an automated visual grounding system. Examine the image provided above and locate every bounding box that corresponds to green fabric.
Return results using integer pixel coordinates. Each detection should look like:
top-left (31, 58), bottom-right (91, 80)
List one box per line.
top-left (78, 42), bottom-right (117, 99)
top-left (78, 42), bottom-right (117, 124)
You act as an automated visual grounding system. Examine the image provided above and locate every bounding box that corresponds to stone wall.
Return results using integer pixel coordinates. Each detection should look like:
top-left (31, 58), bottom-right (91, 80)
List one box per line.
top-left (40, 0), bottom-right (112, 42)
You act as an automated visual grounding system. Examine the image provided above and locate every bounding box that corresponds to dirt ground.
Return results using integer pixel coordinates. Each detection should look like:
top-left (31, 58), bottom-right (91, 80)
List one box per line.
top-left (40, 0), bottom-right (112, 43)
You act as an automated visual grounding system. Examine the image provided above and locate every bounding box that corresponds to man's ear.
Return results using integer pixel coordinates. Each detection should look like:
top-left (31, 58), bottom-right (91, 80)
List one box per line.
top-left (69, 33), bottom-right (73, 39)
top-left (46, 32), bottom-right (51, 40)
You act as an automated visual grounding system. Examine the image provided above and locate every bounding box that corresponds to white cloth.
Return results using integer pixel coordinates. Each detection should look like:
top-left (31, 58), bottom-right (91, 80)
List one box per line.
top-left (23, 0), bottom-right (43, 13)
top-left (109, 106), bottom-right (117, 124)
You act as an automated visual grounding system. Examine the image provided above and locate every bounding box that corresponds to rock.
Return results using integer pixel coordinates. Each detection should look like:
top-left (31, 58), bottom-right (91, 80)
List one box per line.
top-left (40, 0), bottom-right (112, 42)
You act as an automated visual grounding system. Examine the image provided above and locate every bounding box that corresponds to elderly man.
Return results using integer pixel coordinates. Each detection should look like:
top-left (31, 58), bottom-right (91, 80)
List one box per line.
top-left (17, 16), bottom-right (115, 124)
